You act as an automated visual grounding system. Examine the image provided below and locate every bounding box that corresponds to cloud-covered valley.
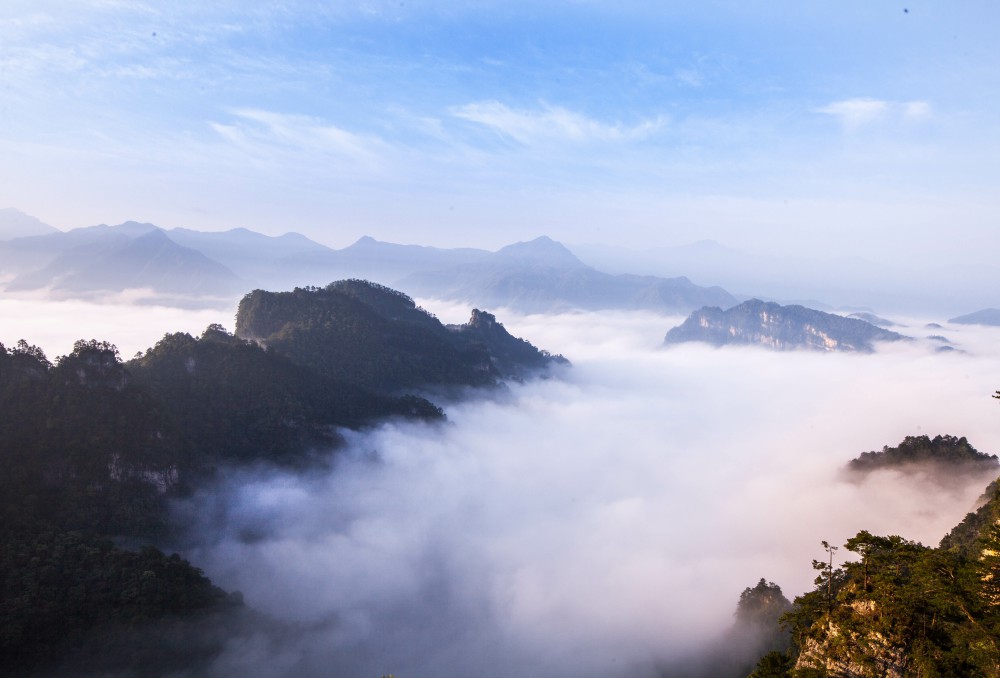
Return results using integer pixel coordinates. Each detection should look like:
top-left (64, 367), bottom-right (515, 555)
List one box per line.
top-left (151, 305), bottom-right (1000, 678)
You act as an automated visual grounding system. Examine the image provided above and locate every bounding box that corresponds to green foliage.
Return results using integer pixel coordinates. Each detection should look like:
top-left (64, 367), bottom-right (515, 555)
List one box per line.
top-left (737, 578), bottom-right (793, 628)
top-left (940, 477), bottom-right (1000, 558)
top-left (748, 650), bottom-right (793, 677)
top-left (769, 424), bottom-right (1000, 675)
top-left (0, 339), bottom-right (178, 538)
top-left (0, 527), bottom-right (232, 673)
top-left (778, 529), bottom-right (1000, 676)
top-left (0, 339), bottom-right (240, 674)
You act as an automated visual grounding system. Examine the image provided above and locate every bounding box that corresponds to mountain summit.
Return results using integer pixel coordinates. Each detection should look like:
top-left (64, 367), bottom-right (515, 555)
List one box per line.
top-left (492, 236), bottom-right (587, 269)
top-left (0, 208), bottom-right (59, 240)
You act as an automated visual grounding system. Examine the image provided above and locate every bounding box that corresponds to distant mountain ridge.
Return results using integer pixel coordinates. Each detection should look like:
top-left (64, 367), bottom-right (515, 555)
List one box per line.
top-left (0, 207), bottom-right (59, 240)
top-left (664, 299), bottom-right (905, 352)
top-left (570, 238), bottom-right (1000, 317)
top-left (6, 229), bottom-right (245, 297)
top-left (949, 308), bottom-right (1000, 326)
top-left (0, 219), bottom-right (330, 300)
top-left (400, 236), bottom-right (737, 314)
top-left (0, 210), bottom-right (738, 314)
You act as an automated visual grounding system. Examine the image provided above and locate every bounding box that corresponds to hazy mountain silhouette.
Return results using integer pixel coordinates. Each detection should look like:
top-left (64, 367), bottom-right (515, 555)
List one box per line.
top-left (664, 299), bottom-right (905, 352)
top-left (0, 212), bottom-right (739, 313)
top-left (277, 235), bottom-right (490, 290)
top-left (401, 236), bottom-right (737, 313)
top-left (0, 207), bottom-right (59, 240)
top-left (570, 239), bottom-right (1000, 316)
top-left (6, 228), bottom-right (244, 297)
top-left (948, 308), bottom-right (1000, 326)
top-left (0, 218), bottom-right (329, 299)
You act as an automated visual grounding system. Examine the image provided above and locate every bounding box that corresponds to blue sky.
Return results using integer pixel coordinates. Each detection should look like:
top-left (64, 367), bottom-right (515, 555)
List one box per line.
top-left (2, 1), bottom-right (998, 264)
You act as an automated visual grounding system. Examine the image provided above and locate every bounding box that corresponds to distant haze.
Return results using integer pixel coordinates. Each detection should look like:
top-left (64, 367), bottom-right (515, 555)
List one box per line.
top-left (0, 294), bottom-right (237, 359)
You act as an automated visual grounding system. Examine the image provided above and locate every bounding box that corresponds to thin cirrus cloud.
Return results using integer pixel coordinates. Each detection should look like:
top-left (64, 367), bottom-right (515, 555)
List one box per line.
top-left (450, 100), bottom-right (667, 146)
top-left (209, 108), bottom-right (387, 168)
top-left (818, 98), bottom-right (932, 130)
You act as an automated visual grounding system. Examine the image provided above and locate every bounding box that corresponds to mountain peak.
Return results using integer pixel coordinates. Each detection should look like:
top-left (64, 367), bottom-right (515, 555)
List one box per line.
top-left (340, 235), bottom-right (387, 252)
top-left (0, 208), bottom-right (59, 239)
top-left (493, 236), bottom-right (586, 268)
top-left (113, 221), bottom-right (162, 236)
top-left (949, 308), bottom-right (1000, 326)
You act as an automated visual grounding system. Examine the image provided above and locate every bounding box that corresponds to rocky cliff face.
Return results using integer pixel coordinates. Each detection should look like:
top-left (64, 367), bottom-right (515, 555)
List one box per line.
top-left (664, 299), bottom-right (905, 352)
top-left (449, 309), bottom-right (568, 381)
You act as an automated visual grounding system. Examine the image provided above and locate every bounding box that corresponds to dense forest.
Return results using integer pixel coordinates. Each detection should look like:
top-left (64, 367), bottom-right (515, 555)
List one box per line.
top-left (0, 280), bottom-right (564, 675)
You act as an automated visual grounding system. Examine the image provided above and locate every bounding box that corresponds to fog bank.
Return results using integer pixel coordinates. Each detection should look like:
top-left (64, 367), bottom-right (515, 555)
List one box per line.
top-left (172, 307), bottom-right (1000, 678)
top-left (0, 293), bottom-right (237, 359)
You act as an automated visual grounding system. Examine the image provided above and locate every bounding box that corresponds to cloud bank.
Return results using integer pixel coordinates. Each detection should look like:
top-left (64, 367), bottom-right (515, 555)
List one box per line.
top-left (167, 307), bottom-right (1000, 678)
top-left (0, 293), bottom-right (238, 359)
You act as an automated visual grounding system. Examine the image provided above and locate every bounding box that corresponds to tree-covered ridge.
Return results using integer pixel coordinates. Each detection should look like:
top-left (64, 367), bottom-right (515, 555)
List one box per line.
top-left (0, 331), bottom-right (443, 675)
top-left (940, 478), bottom-right (1000, 559)
top-left (0, 339), bottom-right (180, 539)
top-left (1, 285), bottom-right (563, 674)
top-left (235, 279), bottom-right (566, 391)
top-left (846, 434), bottom-right (999, 476)
top-left (688, 578), bottom-right (794, 677)
top-left (0, 339), bottom-right (236, 675)
top-left (750, 435), bottom-right (1000, 677)
top-left (128, 324), bottom-right (443, 468)
top-left (0, 528), bottom-right (236, 676)
top-left (767, 530), bottom-right (1000, 676)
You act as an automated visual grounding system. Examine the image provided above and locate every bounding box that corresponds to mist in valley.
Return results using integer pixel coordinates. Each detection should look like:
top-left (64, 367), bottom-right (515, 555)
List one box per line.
top-left (141, 304), bottom-right (1000, 678)
top-left (5, 297), bottom-right (999, 676)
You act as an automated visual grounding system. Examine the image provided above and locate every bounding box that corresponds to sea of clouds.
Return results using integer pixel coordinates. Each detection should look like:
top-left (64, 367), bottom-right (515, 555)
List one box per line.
top-left (4, 297), bottom-right (1000, 677)
top-left (184, 304), bottom-right (1000, 678)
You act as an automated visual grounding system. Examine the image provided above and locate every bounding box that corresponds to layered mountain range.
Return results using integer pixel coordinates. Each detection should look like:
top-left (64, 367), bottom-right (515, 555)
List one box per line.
top-left (0, 210), bottom-right (735, 314)
top-left (6, 208), bottom-right (997, 327)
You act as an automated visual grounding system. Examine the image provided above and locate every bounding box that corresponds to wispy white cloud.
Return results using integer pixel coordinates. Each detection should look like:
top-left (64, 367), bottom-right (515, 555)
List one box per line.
top-left (211, 109), bottom-right (386, 168)
top-left (451, 101), bottom-right (666, 145)
top-left (818, 98), bottom-right (933, 131)
top-left (817, 98), bottom-right (889, 129)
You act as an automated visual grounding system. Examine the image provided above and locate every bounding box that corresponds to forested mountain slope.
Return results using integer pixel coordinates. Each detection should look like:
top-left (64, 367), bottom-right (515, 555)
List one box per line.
top-left (749, 435), bottom-right (1000, 677)
top-left (0, 280), bottom-right (560, 675)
